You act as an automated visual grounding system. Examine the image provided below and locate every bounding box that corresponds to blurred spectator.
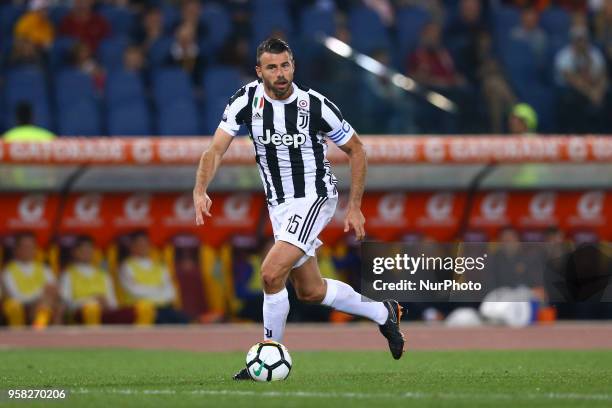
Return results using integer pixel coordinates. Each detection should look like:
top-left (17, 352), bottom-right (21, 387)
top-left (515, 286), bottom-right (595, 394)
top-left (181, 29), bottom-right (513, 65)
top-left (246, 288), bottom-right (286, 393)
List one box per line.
top-left (168, 22), bottom-right (201, 79)
top-left (59, 236), bottom-right (118, 325)
top-left (60, 0), bottom-right (111, 52)
top-left (593, 0), bottom-right (612, 76)
top-left (508, 103), bottom-right (538, 134)
top-left (69, 42), bottom-right (106, 91)
top-left (3, 102), bottom-right (56, 142)
top-left (362, 48), bottom-right (416, 133)
top-left (408, 22), bottom-right (466, 89)
top-left (132, 7), bottom-right (164, 48)
top-left (554, 25), bottom-right (609, 132)
top-left (511, 6), bottom-right (548, 62)
top-left (476, 31), bottom-right (517, 133)
top-left (1, 232), bottom-right (61, 328)
top-left (444, 0), bottom-right (489, 82)
top-left (6, 38), bottom-right (45, 68)
top-left (177, 0), bottom-right (203, 38)
top-left (13, 0), bottom-right (54, 50)
top-left (363, 0), bottom-right (394, 26)
top-left (119, 231), bottom-right (190, 324)
top-left (408, 22), bottom-right (475, 133)
top-left (217, 35), bottom-right (250, 73)
top-left (123, 44), bottom-right (145, 72)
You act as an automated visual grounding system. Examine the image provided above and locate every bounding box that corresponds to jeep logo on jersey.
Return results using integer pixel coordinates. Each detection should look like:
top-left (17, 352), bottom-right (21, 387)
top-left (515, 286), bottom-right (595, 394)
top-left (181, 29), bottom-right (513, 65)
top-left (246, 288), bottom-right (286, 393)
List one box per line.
top-left (259, 129), bottom-right (306, 148)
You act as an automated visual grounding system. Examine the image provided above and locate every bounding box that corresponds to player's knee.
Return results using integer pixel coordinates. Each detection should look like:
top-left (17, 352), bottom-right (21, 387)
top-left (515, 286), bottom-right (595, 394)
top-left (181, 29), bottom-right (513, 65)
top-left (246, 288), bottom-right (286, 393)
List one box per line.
top-left (261, 266), bottom-right (285, 292)
top-left (295, 284), bottom-right (326, 303)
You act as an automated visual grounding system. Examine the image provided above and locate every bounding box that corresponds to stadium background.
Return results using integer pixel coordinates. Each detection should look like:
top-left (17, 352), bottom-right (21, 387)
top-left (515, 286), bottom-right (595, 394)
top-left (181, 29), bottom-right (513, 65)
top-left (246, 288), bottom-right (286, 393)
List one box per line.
top-left (0, 0), bottom-right (611, 327)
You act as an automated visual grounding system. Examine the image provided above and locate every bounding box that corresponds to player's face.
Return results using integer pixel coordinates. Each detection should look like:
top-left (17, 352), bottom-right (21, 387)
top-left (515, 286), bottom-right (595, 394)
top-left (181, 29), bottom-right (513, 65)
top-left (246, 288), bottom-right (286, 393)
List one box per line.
top-left (256, 51), bottom-right (295, 99)
top-left (14, 236), bottom-right (37, 262)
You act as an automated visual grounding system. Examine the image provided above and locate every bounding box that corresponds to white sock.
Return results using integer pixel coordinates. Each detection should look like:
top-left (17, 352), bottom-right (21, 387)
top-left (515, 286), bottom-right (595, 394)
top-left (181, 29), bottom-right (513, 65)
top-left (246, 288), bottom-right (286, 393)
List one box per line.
top-left (262, 288), bottom-right (290, 342)
top-left (321, 279), bottom-right (388, 325)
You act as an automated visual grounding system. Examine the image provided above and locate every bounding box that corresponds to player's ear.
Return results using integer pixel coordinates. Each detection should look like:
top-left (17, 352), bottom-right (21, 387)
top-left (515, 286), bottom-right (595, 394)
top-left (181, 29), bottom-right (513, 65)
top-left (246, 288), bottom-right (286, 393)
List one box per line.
top-left (255, 65), bottom-right (262, 79)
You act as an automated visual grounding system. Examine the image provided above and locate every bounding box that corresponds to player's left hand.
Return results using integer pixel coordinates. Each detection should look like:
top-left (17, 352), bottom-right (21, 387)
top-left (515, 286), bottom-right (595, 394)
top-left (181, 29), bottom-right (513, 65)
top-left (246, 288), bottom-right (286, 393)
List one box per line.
top-left (344, 207), bottom-right (366, 240)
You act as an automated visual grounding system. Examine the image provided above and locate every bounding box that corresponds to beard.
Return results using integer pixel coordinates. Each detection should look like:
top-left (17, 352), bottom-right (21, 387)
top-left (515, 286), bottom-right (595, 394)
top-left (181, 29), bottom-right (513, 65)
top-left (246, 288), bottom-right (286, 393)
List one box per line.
top-left (264, 77), bottom-right (292, 98)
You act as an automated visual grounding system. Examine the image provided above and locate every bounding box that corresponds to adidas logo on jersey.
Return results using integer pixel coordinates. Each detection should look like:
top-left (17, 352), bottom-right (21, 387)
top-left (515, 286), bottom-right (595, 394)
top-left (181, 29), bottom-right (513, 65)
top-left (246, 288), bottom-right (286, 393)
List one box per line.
top-left (259, 129), bottom-right (306, 148)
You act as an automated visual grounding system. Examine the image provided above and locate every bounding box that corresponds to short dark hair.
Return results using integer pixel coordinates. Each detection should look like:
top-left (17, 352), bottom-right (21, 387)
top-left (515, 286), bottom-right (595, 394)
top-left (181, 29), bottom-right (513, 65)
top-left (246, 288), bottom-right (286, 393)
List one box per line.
top-left (15, 101), bottom-right (33, 125)
top-left (256, 37), bottom-right (293, 66)
top-left (74, 235), bottom-right (94, 248)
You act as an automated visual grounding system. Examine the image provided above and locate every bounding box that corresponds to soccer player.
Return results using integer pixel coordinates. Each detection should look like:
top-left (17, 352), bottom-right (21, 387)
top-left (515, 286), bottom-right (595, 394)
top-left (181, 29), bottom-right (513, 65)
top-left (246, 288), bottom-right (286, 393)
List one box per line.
top-left (193, 38), bottom-right (405, 379)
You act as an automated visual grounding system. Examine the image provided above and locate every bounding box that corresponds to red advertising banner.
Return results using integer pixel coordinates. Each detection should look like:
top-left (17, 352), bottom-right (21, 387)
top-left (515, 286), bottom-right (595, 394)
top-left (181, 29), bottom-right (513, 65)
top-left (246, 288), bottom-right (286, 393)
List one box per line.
top-left (0, 191), bottom-right (610, 247)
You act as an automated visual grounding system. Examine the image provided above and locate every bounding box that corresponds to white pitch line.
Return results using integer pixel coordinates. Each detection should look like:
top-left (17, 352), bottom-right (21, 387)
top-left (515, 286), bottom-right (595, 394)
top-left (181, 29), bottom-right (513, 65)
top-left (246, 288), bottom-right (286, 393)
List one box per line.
top-left (71, 388), bottom-right (612, 402)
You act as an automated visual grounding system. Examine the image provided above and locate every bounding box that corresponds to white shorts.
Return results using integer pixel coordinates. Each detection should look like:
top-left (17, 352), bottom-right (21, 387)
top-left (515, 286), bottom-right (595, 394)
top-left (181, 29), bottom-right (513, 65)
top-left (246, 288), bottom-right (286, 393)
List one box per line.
top-left (269, 195), bottom-right (338, 268)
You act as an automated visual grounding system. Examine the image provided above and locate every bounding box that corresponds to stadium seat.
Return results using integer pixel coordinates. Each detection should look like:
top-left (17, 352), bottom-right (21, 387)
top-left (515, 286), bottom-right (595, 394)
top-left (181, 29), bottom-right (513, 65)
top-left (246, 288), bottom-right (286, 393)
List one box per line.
top-left (54, 68), bottom-right (96, 108)
top-left (396, 6), bottom-right (431, 62)
top-left (157, 99), bottom-right (199, 136)
top-left (492, 5), bottom-right (521, 45)
top-left (202, 96), bottom-right (229, 135)
top-left (4, 66), bottom-right (52, 129)
top-left (347, 6), bottom-right (391, 54)
top-left (49, 36), bottom-right (78, 71)
top-left (48, 5), bottom-right (70, 27)
top-left (97, 36), bottom-right (130, 71)
top-left (0, 4), bottom-right (25, 37)
top-left (152, 68), bottom-right (194, 106)
top-left (147, 36), bottom-right (173, 67)
top-left (299, 6), bottom-right (336, 40)
top-left (539, 7), bottom-right (570, 38)
top-left (105, 70), bottom-right (146, 107)
top-left (200, 4), bottom-right (232, 48)
top-left (107, 101), bottom-right (152, 136)
top-left (57, 100), bottom-right (102, 136)
top-left (251, 9), bottom-right (292, 48)
top-left (98, 5), bottom-right (137, 37)
top-left (202, 66), bottom-right (243, 102)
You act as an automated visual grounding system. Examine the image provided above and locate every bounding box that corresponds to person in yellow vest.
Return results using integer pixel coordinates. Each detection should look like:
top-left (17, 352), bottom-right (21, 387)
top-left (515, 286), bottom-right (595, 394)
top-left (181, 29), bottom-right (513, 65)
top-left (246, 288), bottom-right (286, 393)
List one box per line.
top-left (3, 102), bottom-right (56, 142)
top-left (119, 231), bottom-right (190, 324)
top-left (1, 232), bottom-right (61, 328)
top-left (59, 236), bottom-right (118, 325)
top-left (14, 0), bottom-right (55, 51)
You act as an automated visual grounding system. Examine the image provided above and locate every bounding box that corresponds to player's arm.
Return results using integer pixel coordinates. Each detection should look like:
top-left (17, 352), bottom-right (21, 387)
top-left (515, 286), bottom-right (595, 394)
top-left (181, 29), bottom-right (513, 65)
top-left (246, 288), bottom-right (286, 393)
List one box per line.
top-left (193, 128), bottom-right (234, 225)
top-left (337, 133), bottom-right (367, 240)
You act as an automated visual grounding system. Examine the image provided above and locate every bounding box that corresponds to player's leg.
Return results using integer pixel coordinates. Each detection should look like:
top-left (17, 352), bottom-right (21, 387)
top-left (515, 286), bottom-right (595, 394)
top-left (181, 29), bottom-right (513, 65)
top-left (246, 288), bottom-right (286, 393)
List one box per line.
top-left (260, 240), bottom-right (304, 343)
top-left (290, 256), bottom-right (406, 360)
top-left (289, 256), bottom-right (387, 324)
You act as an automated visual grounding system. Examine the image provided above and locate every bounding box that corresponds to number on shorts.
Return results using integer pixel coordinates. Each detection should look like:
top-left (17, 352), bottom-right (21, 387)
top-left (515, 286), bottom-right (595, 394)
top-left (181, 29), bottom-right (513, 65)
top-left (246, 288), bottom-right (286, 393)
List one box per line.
top-left (286, 214), bottom-right (302, 234)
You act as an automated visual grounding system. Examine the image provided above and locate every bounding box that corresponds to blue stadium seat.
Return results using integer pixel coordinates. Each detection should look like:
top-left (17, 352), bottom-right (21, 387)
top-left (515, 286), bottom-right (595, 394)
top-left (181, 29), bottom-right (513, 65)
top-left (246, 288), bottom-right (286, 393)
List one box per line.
top-left (98, 5), bottom-right (137, 37)
top-left (105, 70), bottom-right (146, 106)
top-left (540, 7), bottom-right (570, 38)
top-left (158, 100), bottom-right (199, 135)
top-left (57, 100), bottom-right (102, 136)
top-left (152, 68), bottom-right (194, 105)
top-left (202, 96), bottom-right (229, 135)
top-left (300, 6), bottom-right (336, 40)
top-left (251, 9), bottom-right (292, 48)
top-left (147, 36), bottom-right (173, 67)
top-left (492, 5), bottom-right (521, 45)
top-left (49, 5), bottom-right (70, 27)
top-left (4, 66), bottom-right (52, 129)
top-left (54, 68), bottom-right (96, 108)
top-left (202, 66), bottom-right (243, 101)
top-left (253, 0), bottom-right (289, 14)
top-left (200, 4), bottom-right (231, 48)
top-left (49, 36), bottom-right (78, 71)
top-left (97, 36), bottom-right (130, 71)
top-left (348, 6), bottom-right (391, 54)
top-left (107, 101), bottom-right (151, 136)
top-left (0, 4), bottom-right (25, 37)
top-left (397, 6), bottom-right (431, 60)
top-left (500, 39), bottom-right (540, 88)
top-left (160, 4), bottom-right (180, 35)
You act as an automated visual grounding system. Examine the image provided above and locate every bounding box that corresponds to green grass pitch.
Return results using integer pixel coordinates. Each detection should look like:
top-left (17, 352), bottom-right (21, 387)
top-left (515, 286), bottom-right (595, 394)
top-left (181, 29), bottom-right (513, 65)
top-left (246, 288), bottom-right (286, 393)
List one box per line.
top-left (1, 349), bottom-right (611, 407)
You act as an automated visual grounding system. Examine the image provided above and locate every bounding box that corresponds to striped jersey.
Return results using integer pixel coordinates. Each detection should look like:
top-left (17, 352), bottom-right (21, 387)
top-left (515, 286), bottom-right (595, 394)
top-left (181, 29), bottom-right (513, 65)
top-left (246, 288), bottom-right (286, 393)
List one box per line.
top-left (218, 80), bottom-right (354, 206)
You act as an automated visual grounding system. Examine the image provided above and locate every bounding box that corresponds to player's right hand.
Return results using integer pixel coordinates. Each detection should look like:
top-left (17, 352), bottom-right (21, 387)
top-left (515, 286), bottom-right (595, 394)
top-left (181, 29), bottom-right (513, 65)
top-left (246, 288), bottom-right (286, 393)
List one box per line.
top-left (193, 189), bottom-right (212, 226)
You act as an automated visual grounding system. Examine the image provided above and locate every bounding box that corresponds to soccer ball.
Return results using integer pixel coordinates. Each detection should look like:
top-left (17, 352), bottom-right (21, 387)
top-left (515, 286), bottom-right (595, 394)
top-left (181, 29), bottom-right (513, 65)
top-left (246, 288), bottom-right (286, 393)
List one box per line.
top-left (245, 340), bottom-right (292, 382)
